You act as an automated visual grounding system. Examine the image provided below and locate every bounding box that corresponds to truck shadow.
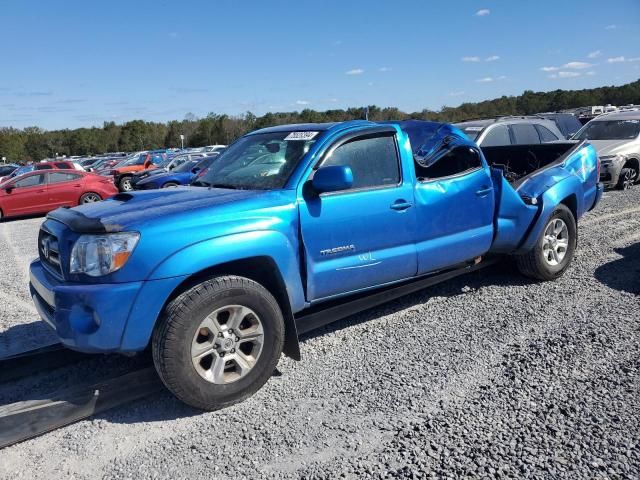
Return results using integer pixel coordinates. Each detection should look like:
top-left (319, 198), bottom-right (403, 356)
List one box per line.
top-left (299, 261), bottom-right (536, 342)
top-left (0, 260), bottom-right (539, 431)
top-left (594, 243), bottom-right (640, 295)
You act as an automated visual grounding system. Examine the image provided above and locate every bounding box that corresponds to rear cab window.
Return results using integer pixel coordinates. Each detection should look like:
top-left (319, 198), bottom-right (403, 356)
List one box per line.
top-left (481, 125), bottom-right (511, 146)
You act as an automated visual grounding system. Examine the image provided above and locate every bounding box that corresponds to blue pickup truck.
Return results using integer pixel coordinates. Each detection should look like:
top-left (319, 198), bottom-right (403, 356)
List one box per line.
top-left (29, 120), bottom-right (602, 410)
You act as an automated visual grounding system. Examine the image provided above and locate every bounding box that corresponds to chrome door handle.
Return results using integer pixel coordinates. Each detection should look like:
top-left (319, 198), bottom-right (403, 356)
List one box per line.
top-left (390, 200), bottom-right (412, 211)
top-left (476, 187), bottom-right (493, 197)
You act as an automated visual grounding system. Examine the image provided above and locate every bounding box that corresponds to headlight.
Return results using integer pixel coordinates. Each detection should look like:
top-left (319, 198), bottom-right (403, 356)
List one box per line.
top-left (70, 232), bottom-right (140, 276)
top-left (599, 154), bottom-right (624, 164)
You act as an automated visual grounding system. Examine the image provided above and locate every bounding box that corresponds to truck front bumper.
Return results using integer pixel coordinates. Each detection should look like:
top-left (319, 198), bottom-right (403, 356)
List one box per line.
top-left (29, 260), bottom-right (187, 353)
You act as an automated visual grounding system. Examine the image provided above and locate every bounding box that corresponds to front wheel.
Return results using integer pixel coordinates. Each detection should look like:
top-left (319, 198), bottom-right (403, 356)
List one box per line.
top-left (118, 176), bottom-right (133, 192)
top-left (616, 167), bottom-right (637, 190)
top-left (152, 276), bottom-right (285, 410)
top-left (515, 204), bottom-right (577, 281)
top-left (161, 182), bottom-right (179, 188)
top-left (79, 192), bottom-right (102, 204)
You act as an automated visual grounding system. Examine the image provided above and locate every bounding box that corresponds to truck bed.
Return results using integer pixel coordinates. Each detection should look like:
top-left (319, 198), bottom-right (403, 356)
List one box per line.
top-left (480, 142), bottom-right (583, 189)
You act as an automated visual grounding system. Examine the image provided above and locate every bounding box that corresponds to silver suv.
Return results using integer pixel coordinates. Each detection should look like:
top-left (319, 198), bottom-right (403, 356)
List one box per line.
top-left (455, 116), bottom-right (566, 147)
top-left (572, 110), bottom-right (640, 189)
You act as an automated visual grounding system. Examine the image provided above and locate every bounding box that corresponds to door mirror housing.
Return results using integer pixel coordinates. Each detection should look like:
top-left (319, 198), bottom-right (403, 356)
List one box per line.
top-left (312, 165), bottom-right (353, 193)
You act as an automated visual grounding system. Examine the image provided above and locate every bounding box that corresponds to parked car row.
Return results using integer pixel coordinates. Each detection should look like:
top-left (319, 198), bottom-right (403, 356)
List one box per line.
top-left (0, 170), bottom-right (117, 220)
top-left (455, 110), bottom-right (640, 190)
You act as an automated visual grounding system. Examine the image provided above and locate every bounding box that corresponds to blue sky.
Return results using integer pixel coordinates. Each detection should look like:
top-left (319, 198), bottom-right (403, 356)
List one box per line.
top-left (1, 0), bottom-right (639, 130)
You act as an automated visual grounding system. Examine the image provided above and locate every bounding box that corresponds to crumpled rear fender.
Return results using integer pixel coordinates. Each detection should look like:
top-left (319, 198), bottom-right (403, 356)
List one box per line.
top-left (515, 175), bottom-right (583, 254)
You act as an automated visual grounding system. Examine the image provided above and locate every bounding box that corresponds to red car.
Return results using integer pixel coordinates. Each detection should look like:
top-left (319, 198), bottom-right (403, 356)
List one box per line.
top-left (0, 170), bottom-right (118, 220)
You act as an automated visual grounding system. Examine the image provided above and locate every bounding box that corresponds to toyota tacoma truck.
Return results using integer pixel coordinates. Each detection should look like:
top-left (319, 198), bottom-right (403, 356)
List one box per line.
top-left (29, 120), bottom-right (602, 410)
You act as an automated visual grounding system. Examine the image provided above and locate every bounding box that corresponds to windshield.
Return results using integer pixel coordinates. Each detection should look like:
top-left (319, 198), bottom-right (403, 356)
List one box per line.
top-left (175, 159), bottom-right (200, 173)
top-left (117, 153), bottom-right (145, 167)
top-left (574, 120), bottom-right (640, 141)
top-left (197, 131), bottom-right (318, 189)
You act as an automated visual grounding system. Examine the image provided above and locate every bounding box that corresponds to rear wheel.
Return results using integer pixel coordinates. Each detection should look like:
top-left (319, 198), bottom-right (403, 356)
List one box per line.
top-left (152, 276), bottom-right (284, 410)
top-left (515, 204), bottom-right (577, 281)
top-left (162, 182), bottom-right (179, 188)
top-left (616, 167), bottom-right (637, 190)
top-left (79, 192), bottom-right (102, 204)
top-left (119, 176), bottom-right (133, 192)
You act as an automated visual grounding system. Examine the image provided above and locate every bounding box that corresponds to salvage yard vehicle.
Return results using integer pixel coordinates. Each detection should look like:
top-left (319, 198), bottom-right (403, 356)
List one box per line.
top-left (0, 160), bottom-right (83, 183)
top-left (572, 110), bottom-right (640, 190)
top-left (134, 155), bottom-right (218, 189)
top-left (455, 116), bottom-right (566, 146)
top-left (0, 170), bottom-right (117, 220)
top-left (129, 152), bottom-right (210, 188)
top-left (105, 152), bottom-right (167, 192)
top-left (29, 120), bottom-right (602, 410)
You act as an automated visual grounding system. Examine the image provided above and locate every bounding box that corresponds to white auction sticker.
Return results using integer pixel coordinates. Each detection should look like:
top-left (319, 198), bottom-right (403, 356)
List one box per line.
top-left (285, 131), bottom-right (319, 140)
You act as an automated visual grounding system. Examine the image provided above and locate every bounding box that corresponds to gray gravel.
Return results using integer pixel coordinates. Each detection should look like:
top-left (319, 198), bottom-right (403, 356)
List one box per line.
top-left (0, 188), bottom-right (639, 480)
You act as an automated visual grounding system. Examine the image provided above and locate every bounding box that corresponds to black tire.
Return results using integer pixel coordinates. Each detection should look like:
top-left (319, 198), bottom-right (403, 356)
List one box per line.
top-left (119, 176), bottom-right (133, 192)
top-left (515, 204), bottom-right (577, 281)
top-left (79, 192), bottom-right (102, 204)
top-left (616, 167), bottom-right (636, 190)
top-left (161, 182), bottom-right (179, 188)
top-left (152, 275), bottom-right (285, 411)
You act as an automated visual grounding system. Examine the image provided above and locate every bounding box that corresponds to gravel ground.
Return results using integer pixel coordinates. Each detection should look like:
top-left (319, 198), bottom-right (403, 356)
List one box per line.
top-left (0, 189), bottom-right (638, 480)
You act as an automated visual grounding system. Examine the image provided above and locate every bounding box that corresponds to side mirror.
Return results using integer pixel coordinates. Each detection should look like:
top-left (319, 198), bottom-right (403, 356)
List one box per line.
top-left (312, 165), bottom-right (353, 194)
top-left (4, 187), bottom-right (13, 194)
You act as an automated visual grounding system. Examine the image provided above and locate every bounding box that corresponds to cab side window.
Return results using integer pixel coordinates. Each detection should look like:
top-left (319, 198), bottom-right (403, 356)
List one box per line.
top-left (48, 172), bottom-right (81, 184)
top-left (322, 134), bottom-right (400, 189)
top-left (14, 174), bottom-right (45, 188)
top-left (511, 124), bottom-right (540, 145)
top-left (535, 125), bottom-right (560, 142)
top-left (415, 146), bottom-right (483, 180)
top-left (481, 125), bottom-right (511, 146)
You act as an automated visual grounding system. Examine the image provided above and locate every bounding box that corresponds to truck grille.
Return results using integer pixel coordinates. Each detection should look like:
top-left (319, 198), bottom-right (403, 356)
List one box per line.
top-left (38, 229), bottom-right (62, 276)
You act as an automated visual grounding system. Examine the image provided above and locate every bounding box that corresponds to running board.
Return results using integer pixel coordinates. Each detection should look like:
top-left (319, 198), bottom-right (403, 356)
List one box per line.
top-left (295, 258), bottom-right (497, 335)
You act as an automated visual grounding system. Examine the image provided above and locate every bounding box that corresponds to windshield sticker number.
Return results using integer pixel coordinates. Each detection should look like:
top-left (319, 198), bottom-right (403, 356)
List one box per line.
top-left (285, 131), bottom-right (319, 141)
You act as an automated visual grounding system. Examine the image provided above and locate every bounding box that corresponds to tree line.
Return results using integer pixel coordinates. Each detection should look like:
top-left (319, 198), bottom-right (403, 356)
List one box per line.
top-left (1, 79), bottom-right (639, 162)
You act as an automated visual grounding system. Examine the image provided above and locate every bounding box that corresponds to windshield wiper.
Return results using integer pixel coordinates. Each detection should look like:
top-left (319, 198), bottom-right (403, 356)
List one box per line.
top-left (191, 180), bottom-right (211, 187)
top-left (211, 183), bottom-right (240, 189)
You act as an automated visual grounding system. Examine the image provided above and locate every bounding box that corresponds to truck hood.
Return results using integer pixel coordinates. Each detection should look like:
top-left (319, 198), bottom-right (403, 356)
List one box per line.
top-left (59, 187), bottom-right (286, 232)
top-left (589, 139), bottom-right (637, 157)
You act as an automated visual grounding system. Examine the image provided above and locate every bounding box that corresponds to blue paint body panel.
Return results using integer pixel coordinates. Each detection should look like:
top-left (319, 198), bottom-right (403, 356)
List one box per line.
top-left (28, 120), bottom-right (602, 353)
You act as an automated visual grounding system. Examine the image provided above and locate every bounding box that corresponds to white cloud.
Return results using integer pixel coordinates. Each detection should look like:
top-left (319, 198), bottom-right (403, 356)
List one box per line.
top-left (378, 67), bottom-right (391, 72)
top-left (588, 50), bottom-right (602, 59)
top-left (586, 71), bottom-right (596, 76)
top-left (485, 55), bottom-right (500, 62)
top-left (295, 100), bottom-right (310, 105)
top-left (476, 77), bottom-right (494, 83)
top-left (475, 9), bottom-right (490, 16)
top-left (607, 56), bottom-right (626, 63)
top-left (449, 91), bottom-right (465, 97)
top-left (549, 71), bottom-right (581, 79)
top-left (562, 61), bottom-right (593, 69)
top-left (496, 75), bottom-right (507, 80)
top-left (541, 66), bottom-right (560, 72)
top-left (605, 24), bottom-right (617, 30)
top-left (462, 56), bottom-right (481, 62)
top-left (629, 57), bottom-right (640, 62)
top-left (345, 68), bottom-right (364, 75)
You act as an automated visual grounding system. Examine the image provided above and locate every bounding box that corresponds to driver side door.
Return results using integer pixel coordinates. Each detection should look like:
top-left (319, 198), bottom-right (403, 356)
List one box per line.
top-left (2, 173), bottom-right (49, 216)
top-left (299, 130), bottom-right (418, 301)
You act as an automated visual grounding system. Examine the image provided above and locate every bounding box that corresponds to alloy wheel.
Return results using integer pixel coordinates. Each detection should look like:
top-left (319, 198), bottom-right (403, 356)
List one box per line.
top-left (191, 305), bottom-right (265, 384)
top-left (541, 218), bottom-right (569, 266)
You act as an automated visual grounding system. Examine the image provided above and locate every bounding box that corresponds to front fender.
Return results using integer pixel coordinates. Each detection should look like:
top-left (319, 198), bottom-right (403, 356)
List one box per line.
top-left (148, 230), bottom-right (306, 313)
top-left (515, 175), bottom-right (583, 254)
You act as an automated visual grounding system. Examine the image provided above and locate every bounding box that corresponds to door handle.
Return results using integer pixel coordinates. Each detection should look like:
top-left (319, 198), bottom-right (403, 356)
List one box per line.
top-left (390, 200), bottom-right (412, 211)
top-left (476, 186), bottom-right (493, 197)
top-left (37, 189), bottom-right (46, 193)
